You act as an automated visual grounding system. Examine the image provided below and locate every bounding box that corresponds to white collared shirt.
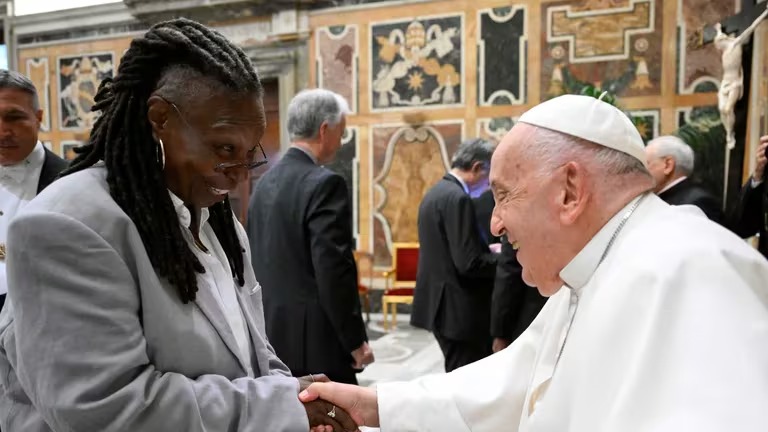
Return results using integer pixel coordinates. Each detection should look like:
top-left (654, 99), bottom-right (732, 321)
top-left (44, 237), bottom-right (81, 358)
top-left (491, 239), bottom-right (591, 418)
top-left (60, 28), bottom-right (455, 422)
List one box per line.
top-left (0, 142), bottom-right (46, 296)
top-left (449, 172), bottom-right (470, 194)
top-left (168, 191), bottom-right (254, 376)
top-left (658, 175), bottom-right (687, 194)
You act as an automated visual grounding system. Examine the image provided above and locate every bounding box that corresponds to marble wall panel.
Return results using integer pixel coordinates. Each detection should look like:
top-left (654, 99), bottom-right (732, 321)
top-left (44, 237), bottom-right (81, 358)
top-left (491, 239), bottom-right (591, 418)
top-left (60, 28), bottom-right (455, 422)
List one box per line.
top-left (25, 58), bottom-right (51, 132)
top-left (316, 25), bottom-right (359, 112)
top-left (57, 52), bottom-right (114, 131)
top-left (677, 0), bottom-right (736, 94)
top-left (324, 127), bottom-right (360, 247)
top-left (478, 6), bottom-right (526, 105)
top-left (371, 122), bottom-right (463, 266)
top-left (541, 0), bottom-right (662, 99)
top-left (370, 14), bottom-right (463, 111)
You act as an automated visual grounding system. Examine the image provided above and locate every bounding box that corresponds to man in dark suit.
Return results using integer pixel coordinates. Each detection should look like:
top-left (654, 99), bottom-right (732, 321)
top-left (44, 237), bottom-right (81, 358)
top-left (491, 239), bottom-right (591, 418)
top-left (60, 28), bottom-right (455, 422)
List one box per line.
top-left (247, 89), bottom-right (372, 384)
top-left (645, 135), bottom-right (723, 223)
top-left (473, 188), bottom-right (500, 245)
top-left (411, 138), bottom-right (499, 372)
top-left (0, 70), bottom-right (67, 311)
top-left (729, 136), bottom-right (767, 259)
top-left (490, 238), bottom-right (547, 353)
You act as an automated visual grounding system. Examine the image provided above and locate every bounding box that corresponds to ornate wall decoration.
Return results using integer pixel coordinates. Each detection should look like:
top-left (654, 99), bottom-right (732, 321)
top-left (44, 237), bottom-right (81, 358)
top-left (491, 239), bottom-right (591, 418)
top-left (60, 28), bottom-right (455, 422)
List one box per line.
top-left (677, 0), bottom-right (735, 94)
top-left (629, 109), bottom-right (659, 143)
top-left (25, 58), bottom-right (51, 132)
top-left (370, 14), bottom-right (463, 111)
top-left (371, 122), bottom-right (463, 266)
top-left (477, 117), bottom-right (517, 144)
top-left (477, 6), bottom-right (527, 105)
top-left (542, 0), bottom-right (661, 99)
top-left (57, 52), bottom-right (114, 131)
top-left (316, 25), bottom-right (359, 112)
top-left (324, 127), bottom-right (360, 248)
top-left (60, 140), bottom-right (83, 161)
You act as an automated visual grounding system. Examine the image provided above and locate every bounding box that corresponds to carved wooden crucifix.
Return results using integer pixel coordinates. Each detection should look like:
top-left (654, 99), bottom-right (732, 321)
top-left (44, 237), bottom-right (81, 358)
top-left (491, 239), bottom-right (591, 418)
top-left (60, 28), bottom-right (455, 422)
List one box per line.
top-left (689, 0), bottom-right (767, 210)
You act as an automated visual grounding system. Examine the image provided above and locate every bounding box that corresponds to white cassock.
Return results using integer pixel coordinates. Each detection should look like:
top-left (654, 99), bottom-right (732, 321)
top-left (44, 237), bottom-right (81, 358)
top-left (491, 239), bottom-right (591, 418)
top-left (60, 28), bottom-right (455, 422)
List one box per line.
top-left (377, 193), bottom-right (768, 432)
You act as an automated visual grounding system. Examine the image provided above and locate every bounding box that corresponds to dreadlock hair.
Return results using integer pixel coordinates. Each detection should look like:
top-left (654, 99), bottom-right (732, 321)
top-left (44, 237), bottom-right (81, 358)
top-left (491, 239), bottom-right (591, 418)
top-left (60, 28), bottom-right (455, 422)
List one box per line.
top-left (60, 18), bottom-right (263, 303)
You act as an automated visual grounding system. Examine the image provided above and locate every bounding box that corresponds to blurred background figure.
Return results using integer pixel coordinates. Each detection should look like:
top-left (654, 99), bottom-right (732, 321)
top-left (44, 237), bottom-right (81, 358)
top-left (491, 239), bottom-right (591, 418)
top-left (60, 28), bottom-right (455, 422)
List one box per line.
top-left (729, 135), bottom-right (767, 259)
top-left (411, 138), bottom-right (499, 372)
top-left (645, 135), bottom-right (723, 223)
top-left (490, 238), bottom-right (547, 353)
top-left (0, 70), bottom-right (67, 312)
top-left (473, 188), bottom-right (501, 245)
top-left (247, 88), bottom-right (373, 385)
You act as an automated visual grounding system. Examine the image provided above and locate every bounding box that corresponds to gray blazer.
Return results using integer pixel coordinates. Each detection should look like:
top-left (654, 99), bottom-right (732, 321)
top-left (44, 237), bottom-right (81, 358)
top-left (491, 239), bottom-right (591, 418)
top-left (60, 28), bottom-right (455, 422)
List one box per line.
top-left (0, 167), bottom-right (308, 432)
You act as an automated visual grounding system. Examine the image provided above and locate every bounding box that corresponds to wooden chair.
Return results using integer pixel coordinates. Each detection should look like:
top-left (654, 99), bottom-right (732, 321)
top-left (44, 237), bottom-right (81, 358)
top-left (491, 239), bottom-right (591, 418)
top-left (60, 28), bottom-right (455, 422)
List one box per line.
top-left (381, 242), bottom-right (419, 330)
top-left (353, 251), bottom-right (374, 323)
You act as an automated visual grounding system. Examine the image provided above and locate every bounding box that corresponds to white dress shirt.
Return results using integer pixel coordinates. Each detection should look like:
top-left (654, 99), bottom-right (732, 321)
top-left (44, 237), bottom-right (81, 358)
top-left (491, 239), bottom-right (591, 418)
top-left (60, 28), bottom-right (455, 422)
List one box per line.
top-left (0, 142), bottom-right (45, 296)
top-left (448, 172), bottom-right (470, 194)
top-left (658, 175), bottom-right (687, 194)
top-left (169, 191), bottom-right (254, 375)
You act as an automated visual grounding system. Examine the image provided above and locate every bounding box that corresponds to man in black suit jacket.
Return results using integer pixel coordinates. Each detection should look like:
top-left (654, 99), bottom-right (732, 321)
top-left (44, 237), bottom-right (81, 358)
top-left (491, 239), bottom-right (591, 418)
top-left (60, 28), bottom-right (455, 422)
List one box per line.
top-left (490, 238), bottom-right (547, 353)
top-left (411, 138), bottom-right (499, 372)
top-left (0, 70), bottom-right (68, 311)
top-left (729, 136), bottom-right (767, 259)
top-left (645, 135), bottom-right (723, 223)
top-left (473, 188), bottom-right (500, 245)
top-left (246, 89), bottom-right (371, 384)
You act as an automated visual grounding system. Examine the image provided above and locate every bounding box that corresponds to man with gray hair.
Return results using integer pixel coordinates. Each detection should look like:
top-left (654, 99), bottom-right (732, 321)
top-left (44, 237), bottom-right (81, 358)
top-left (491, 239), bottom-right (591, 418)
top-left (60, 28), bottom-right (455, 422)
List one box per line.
top-left (645, 135), bottom-right (722, 223)
top-left (0, 70), bottom-right (67, 311)
top-left (410, 138), bottom-right (500, 372)
top-left (300, 95), bottom-right (768, 431)
top-left (247, 88), bottom-right (373, 385)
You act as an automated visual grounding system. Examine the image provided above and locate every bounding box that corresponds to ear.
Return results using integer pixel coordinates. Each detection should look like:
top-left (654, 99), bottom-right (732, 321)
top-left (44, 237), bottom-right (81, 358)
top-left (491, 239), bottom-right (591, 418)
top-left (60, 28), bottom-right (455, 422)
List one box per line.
top-left (558, 161), bottom-right (589, 226)
top-left (662, 157), bottom-right (675, 176)
top-left (146, 95), bottom-right (170, 139)
top-left (471, 161), bottom-right (485, 174)
top-left (34, 109), bottom-right (43, 124)
top-left (318, 121), bottom-right (329, 141)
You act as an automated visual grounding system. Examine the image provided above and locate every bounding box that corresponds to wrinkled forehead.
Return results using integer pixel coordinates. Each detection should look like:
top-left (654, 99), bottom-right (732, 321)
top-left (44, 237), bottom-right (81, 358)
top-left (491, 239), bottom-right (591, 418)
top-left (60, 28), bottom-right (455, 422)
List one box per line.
top-left (490, 125), bottom-right (531, 189)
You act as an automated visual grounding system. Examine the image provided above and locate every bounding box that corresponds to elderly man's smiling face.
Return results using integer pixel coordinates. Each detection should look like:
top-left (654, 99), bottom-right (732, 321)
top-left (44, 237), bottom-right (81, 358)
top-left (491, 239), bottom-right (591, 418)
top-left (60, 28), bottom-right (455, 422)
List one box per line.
top-left (489, 123), bottom-right (572, 296)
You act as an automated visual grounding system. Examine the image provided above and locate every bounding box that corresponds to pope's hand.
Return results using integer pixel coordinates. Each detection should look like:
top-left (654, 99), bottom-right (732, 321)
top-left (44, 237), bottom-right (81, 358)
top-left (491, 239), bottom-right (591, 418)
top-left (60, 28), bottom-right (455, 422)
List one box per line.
top-left (300, 382), bottom-right (380, 428)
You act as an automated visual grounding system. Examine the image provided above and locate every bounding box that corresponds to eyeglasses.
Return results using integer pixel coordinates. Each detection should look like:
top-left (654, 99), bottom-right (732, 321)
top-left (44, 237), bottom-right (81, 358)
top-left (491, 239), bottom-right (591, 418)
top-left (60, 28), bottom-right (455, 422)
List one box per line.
top-left (167, 101), bottom-right (268, 172)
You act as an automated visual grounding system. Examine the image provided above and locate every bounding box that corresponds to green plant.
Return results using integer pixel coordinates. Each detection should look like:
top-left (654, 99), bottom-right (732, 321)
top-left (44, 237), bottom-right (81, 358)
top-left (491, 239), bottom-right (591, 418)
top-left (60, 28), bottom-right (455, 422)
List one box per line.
top-left (577, 84), bottom-right (652, 142)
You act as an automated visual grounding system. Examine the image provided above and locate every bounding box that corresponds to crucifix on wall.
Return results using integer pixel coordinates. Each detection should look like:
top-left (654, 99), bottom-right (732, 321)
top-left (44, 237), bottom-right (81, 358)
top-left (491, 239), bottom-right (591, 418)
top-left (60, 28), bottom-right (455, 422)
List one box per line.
top-left (689, 0), bottom-right (768, 210)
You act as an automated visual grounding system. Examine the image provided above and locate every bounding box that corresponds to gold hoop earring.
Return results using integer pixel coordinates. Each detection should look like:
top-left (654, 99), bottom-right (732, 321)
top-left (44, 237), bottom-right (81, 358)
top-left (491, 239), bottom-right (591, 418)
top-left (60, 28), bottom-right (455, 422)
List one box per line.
top-left (158, 138), bottom-right (166, 169)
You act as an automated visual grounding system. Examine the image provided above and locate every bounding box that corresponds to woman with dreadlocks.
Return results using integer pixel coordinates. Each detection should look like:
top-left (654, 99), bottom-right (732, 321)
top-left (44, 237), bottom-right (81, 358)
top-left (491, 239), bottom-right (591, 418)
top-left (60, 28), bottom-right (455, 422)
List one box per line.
top-left (0, 18), bottom-right (356, 432)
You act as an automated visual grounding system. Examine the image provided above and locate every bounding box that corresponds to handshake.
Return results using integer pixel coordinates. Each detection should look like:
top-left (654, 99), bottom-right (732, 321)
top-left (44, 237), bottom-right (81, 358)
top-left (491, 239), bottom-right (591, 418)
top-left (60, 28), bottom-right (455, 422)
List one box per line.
top-left (298, 374), bottom-right (379, 432)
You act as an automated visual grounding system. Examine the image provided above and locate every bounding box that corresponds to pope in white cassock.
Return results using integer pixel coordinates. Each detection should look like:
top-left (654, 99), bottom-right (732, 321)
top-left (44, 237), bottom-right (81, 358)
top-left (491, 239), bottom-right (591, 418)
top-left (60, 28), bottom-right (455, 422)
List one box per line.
top-left (299, 94), bottom-right (768, 432)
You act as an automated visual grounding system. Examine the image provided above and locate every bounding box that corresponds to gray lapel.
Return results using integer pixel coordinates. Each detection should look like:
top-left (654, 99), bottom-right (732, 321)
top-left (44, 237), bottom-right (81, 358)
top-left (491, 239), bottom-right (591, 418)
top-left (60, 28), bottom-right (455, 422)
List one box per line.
top-left (235, 287), bottom-right (266, 377)
top-left (193, 278), bottom-right (251, 374)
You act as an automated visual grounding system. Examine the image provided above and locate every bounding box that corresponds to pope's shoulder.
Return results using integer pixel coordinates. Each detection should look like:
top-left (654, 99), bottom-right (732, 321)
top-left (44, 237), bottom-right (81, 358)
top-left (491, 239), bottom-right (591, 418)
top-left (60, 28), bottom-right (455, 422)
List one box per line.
top-left (623, 196), bottom-right (767, 272)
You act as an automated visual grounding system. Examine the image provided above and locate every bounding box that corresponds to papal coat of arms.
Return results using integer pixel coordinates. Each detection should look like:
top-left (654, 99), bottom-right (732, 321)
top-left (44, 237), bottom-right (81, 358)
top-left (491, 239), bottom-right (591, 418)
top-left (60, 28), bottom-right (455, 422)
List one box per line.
top-left (370, 15), bottom-right (463, 109)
